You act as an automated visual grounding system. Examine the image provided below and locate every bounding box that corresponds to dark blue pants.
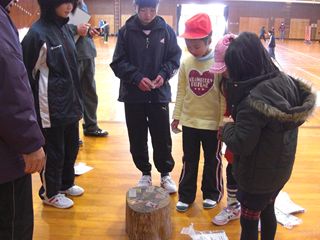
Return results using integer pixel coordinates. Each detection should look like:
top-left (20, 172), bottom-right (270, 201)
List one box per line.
top-left (124, 103), bottom-right (175, 175)
top-left (40, 122), bottom-right (79, 199)
top-left (178, 126), bottom-right (223, 203)
top-left (0, 175), bottom-right (33, 240)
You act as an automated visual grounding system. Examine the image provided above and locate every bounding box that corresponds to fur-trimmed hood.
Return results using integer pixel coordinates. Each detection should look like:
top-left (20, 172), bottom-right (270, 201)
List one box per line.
top-left (229, 71), bottom-right (316, 129)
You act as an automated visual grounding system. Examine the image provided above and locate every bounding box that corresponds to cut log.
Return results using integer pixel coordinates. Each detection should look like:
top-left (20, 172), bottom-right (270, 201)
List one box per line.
top-left (125, 186), bottom-right (171, 240)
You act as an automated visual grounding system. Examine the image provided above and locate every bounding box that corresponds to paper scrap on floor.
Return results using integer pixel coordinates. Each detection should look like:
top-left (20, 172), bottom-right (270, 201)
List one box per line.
top-left (181, 223), bottom-right (228, 240)
top-left (74, 162), bottom-right (93, 175)
top-left (275, 191), bottom-right (305, 229)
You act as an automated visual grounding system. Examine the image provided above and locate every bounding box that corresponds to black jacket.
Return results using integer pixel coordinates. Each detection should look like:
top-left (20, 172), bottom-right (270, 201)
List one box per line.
top-left (222, 71), bottom-right (316, 194)
top-left (22, 16), bottom-right (82, 128)
top-left (110, 15), bottom-right (182, 103)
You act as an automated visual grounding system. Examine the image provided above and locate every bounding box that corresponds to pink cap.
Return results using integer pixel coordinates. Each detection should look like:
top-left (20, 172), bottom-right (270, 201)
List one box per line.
top-left (211, 33), bottom-right (237, 73)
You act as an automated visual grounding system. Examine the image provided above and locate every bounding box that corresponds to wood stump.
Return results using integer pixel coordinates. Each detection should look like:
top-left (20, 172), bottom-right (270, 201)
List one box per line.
top-left (125, 186), bottom-right (172, 240)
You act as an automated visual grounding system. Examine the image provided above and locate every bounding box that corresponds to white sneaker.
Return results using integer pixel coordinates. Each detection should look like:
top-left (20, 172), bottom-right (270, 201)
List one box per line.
top-left (176, 201), bottom-right (189, 212)
top-left (203, 199), bottom-right (217, 209)
top-left (137, 175), bottom-right (152, 188)
top-left (42, 193), bottom-right (74, 209)
top-left (212, 206), bottom-right (241, 225)
top-left (60, 185), bottom-right (84, 196)
top-left (160, 175), bottom-right (177, 194)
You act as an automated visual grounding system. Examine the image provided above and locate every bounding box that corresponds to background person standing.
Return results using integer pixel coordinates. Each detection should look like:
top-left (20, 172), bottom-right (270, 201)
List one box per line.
top-left (279, 22), bottom-right (285, 41)
top-left (69, 0), bottom-right (108, 137)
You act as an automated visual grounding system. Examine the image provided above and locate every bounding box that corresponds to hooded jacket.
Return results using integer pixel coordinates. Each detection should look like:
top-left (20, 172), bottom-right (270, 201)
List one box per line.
top-left (110, 15), bottom-right (182, 103)
top-left (0, 5), bottom-right (45, 183)
top-left (21, 0), bottom-right (82, 128)
top-left (222, 71), bottom-right (316, 194)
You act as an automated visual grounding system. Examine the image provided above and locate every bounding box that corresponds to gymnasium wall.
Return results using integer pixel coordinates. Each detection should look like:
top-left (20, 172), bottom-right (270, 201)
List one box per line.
top-left (9, 0), bottom-right (320, 40)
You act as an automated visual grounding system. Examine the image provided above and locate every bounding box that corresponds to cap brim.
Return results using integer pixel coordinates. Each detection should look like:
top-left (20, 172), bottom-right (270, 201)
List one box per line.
top-left (180, 32), bottom-right (209, 39)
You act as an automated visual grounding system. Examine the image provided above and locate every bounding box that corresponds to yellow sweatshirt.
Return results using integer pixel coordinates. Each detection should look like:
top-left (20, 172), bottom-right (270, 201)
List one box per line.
top-left (172, 52), bottom-right (225, 131)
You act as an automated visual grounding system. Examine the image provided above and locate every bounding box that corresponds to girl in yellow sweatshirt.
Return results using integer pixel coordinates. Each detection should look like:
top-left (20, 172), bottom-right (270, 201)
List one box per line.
top-left (171, 13), bottom-right (225, 212)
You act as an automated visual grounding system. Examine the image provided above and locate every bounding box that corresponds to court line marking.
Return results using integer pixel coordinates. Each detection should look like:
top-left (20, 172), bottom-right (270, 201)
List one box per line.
top-left (277, 44), bottom-right (320, 63)
top-left (295, 67), bottom-right (320, 81)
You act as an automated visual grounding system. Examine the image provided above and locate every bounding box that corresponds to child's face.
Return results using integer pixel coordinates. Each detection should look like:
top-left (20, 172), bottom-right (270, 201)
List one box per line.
top-left (55, 2), bottom-right (74, 18)
top-left (185, 38), bottom-right (211, 58)
top-left (137, 7), bottom-right (157, 25)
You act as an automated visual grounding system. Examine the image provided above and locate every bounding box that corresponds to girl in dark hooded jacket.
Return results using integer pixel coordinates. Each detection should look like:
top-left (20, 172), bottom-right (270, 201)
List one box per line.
top-left (221, 32), bottom-right (316, 240)
top-left (22, 0), bottom-right (83, 209)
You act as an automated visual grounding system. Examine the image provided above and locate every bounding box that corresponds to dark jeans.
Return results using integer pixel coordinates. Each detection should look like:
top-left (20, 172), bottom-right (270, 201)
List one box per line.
top-left (39, 122), bottom-right (79, 199)
top-left (178, 126), bottom-right (223, 203)
top-left (78, 58), bottom-right (99, 131)
top-left (124, 103), bottom-right (175, 175)
top-left (0, 175), bottom-right (33, 240)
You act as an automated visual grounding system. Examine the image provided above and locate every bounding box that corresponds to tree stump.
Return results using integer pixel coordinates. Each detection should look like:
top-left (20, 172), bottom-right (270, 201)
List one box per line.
top-left (125, 186), bottom-right (172, 240)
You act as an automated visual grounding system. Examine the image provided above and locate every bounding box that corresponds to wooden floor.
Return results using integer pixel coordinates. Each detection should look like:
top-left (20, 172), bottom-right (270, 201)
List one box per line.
top-left (32, 37), bottom-right (320, 240)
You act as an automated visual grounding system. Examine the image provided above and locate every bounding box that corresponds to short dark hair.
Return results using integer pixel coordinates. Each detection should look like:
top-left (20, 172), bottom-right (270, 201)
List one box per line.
top-left (225, 32), bottom-right (278, 82)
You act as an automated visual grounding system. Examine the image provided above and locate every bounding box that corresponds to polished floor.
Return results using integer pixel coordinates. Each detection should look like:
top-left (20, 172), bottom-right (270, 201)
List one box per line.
top-left (32, 37), bottom-right (320, 239)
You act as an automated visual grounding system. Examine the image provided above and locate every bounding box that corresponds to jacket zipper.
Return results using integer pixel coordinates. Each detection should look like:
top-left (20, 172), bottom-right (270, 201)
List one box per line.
top-left (146, 37), bottom-right (149, 48)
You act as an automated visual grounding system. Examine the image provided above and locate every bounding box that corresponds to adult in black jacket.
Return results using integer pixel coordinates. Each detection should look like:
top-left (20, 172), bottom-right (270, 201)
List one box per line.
top-left (110, 0), bottom-right (181, 192)
top-left (222, 32), bottom-right (316, 240)
top-left (22, 0), bottom-right (83, 209)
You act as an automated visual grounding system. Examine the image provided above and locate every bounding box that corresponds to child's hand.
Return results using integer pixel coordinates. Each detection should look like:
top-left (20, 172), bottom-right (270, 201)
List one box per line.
top-left (153, 75), bottom-right (164, 88)
top-left (77, 23), bottom-right (90, 36)
top-left (138, 78), bottom-right (153, 91)
top-left (222, 116), bottom-right (234, 125)
top-left (89, 27), bottom-right (100, 37)
top-left (171, 119), bottom-right (181, 133)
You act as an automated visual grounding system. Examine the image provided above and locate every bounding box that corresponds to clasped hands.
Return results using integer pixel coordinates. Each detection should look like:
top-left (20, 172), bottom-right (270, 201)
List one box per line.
top-left (138, 75), bottom-right (164, 92)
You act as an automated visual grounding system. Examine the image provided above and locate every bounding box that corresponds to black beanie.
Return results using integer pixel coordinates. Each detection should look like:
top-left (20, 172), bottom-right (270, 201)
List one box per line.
top-left (38, 0), bottom-right (77, 19)
top-left (0, 0), bottom-right (13, 9)
top-left (134, 0), bottom-right (159, 8)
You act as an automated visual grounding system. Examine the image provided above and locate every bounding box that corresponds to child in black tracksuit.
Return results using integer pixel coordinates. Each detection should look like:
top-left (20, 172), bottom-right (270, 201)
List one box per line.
top-left (22, 0), bottom-right (84, 209)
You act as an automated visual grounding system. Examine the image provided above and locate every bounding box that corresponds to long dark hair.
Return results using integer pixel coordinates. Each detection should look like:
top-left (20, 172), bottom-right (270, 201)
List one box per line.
top-left (225, 32), bottom-right (278, 82)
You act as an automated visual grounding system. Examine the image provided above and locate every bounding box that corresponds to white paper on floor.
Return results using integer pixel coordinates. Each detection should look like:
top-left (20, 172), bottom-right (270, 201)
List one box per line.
top-left (275, 191), bottom-right (305, 229)
top-left (74, 162), bottom-right (93, 176)
top-left (181, 223), bottom-right (229, 240)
